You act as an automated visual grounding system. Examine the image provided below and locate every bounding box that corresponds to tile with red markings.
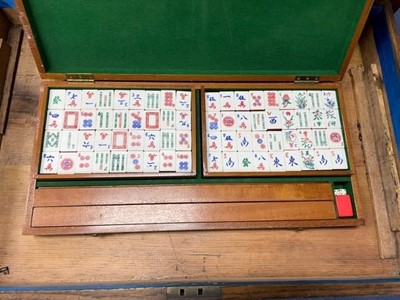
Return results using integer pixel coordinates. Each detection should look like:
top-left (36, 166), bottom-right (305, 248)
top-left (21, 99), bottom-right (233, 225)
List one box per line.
top-left (176, 111), bottom-right (191, 130)
top-left (249, 90), bottom-right (266, 110)
top-left (161, 131), bottom-right (176, 150)
top-left (113, 110), bottom-right (129, 129)
top-left (176, 131), bottom-right (191, 151)
top-left (267, 131), bottom-right (284, 151)
top-left (60, 131), bottom-right (79, 151)
top-left (98, 90), bottom-right (114, 109)
top-left (62, 111), bottom-right (79, 130)
top-left (160, 90), bottom-right (176, 109)
top-left (42, 131), bottom-right (61, 151)
top-left (143, 151), bottom-right (160, 172)
top-left (234, 91), bottom-right (250, 110)
top-left (281, 110), bottom-right (297, 130)
top-left (145, 111), bottom-right (160, 130)
top-left (93, 151), bottom-right (110, 173)
top-left (308, 90), bottom-right (324, 109)
top-left (77, 131), bottom-right (95, 151)
top-left (220, 91), bottom-right (235, 111)
top-left (300, 149), bottom-right (316, 171)
top-left (176, 90), bottom-right (192, 111)
top-left (75, 152), bottom-right (94, 173)
top-left (81, 89), bottom-right (99, 109)
top-left (127, 151), bottom-right (144, 172)
top-left (221, 111), bottom-right (237, 131)
top-left (96, 110), bottom-right (114, 129)
top-left (221, 131), bottom-right (237, 152)
top-left (128, 110), bottom-right (144, 130)
top-left (251, 112), bottom-right (267, 130)
top-left (237, 132), bottom-right (253, 151)
top-left (46, 110), bottom-right (64, 130)
top-left (322, 90), bottom-right (338, 109)
top-left (145, 91), bottom-right (161, 109)
top-left (284, 151), bottom-right (302, 171)
top-left (112, 131), bottom-right (128, 150)
top-left (48, 89), bottom-right (66, 109)
top-left (128, 131), bottom-right (144, 151)
top-left (113, 90), bottom-right (130, 109)
top-left (94, 130), bottom-right (112, 151)
top-left (295, 110), bottom-right (311, 129)
top-left (207, 152), bottom-right (222, 172)
top-left (160, 109), bottom-right (176, 129)
top-left (268, 151), bottom-right (286, 172)
top-left (278, 91), bottom-right (295, 109)
top-left (266, 110), bottom-right (282, 130)
top-left (252, 152), bottom-right (270, 172)
top-left (330, 148), bottom-right (348, 169)
top-left (297, 129), bottom-right (314, 150)
top-left (310, 108), bottom-right (327, 128)
top-left (293, 90), bottom-right (309, 109)
top-left (235, 112), bottom-right (251, 131)
top-left (327, 129), bottom-right (345, 148)
top-left (265, 90), bottom-right (280, 110)
top-left (79, 110), bottom-right (96, 130)
top-left (176, 151), bottom-right (192, 172)
top-left (325, 108), bottom-right (342, 128)
top-left (129, 90), bottom-right (146, 110)
top-left (205, 92), bottom-right (220, 111)
top-left (313, 129), bottom-right (330, 149)
top-left (144, 131), bottom-right (160, 150)
top-left (237, 152), bottom-right (255, 172)
top-left (206, 132), bottom-right (222, 152)
top-left (40, 152), bottom-right (59, 174)
top-left (206, 112), bottom-right (221, 131)
top-left (65, 90), bottom-right (82, 109)
top-left (282, 130), bottom-right (299, 150)
top-left (252, 132), bottom-right (268, 151)
top-left (160, 150), bottom-right (176, 171)
top-left (222, 152), bottom-right (239, 172)
top-left (110, 151), bottom-right (128, 173)
top-left (315, 149), bottom-right (332, 170)
top-left (58, 152), bottom-right (78, 174)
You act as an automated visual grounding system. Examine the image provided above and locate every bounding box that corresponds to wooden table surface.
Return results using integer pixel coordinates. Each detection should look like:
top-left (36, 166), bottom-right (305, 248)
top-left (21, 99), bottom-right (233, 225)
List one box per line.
top-left (0, 33), bottom-right (399, 288)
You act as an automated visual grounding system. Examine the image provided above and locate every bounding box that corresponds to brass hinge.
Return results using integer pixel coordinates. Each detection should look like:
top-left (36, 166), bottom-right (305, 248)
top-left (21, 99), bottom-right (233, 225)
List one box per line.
top-left (294, 76), bottom-right (320, 84)
top-left (66, 73), bottom-right (95, 82)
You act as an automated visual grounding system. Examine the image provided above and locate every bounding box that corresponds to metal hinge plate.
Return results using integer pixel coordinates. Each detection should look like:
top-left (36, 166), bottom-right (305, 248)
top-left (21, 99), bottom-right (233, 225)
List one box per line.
top-left (294, 76), bottom-right (320, 83)
top-left (167, 286), bottom-right (221, 299)
top-left (66, 73), bottom-right (95, 82)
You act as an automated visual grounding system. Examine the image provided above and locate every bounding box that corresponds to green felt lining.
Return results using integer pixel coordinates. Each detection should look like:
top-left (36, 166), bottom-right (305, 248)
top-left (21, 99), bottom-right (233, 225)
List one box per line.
top-left (23, 0), bottom-right (368, 76)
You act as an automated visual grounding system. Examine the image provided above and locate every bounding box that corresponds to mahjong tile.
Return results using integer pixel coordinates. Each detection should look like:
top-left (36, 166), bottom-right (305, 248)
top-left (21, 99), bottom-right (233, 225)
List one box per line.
top-left (77, 131), bottom-right (95, 151)
top-left (145, 111), bottom-right (160, 130)
top-left (252, 132), bottom-right (268, 151)
top-left (281, 110), bottom-right (297, 130)
top-left (237, 152), bottom-right (255, 172)
top-left (176, 151), bottom-right (192, 172)
top-left (325, 108), bottom-right (342, 128)
top-left (45, 110), bottom-right (64, 130)
top-left (160, 150), bottom-right (176, 171)
top-left (235, 112), bottom-right (251, 131)
top-left (60, 131), bottom-right (79, 151)
top-left (144, 131), bottom-right (160, 150)
top-left (253, 152), bottom-right (270, 172)
top-left (176, 111), bottom-right (191, 130)
top-left (40, 152), bottom-right (59, 174)
top-left (176, 90), bottom-right (192, 111)
top-left (220, 91), bottom-right (235, 111)
top-left (237, 131), bottom-right (253, 152)
top-left (113, 90), bottom-right (130, 109)
top-left (48, 89), bottom-right (66, 109)
top-left (268, 152), bottom-right (286, 172)
top-left (112, 131), bottom-right (128, 150)
top-left (315, 149), bottom-right (332, 170)
top-left (160, 90), bottom-right (176, 109)
top-left (234, 91), bottom-right (250, 110)
top-left (161, 131), bottom-right (176, 150)
top-left (249, 90), bottom-right (266, 110)
top-left (310, 108), bottom-right (327, 128)
top-left (143, 151), bottom-right (160, 172)
top-left (113, 110), bottom-right (129, 129)
top-left (221, 111), bottom-right (237, 131)
top-left (205, 92), bottom-right (220, 111)
top-left (176, 131), bottom-right (191, 151)
top-left (330, 148), bottom-right (349, 170)
top-left (300, 149), bottom-right (316, 171)
top-left (129, 110), bottom-right (144, 130)
top-left (265, 90), bottom-right (280, 110)
top-left (62, 111), bottom-right (79, 130)
top-left (282, 130), bottom-right (299, 150)
top-left (266, 110), bottom-right (282, 130)
top-left (322, 90), bottom-right (338, 109)
top-left (293, 90), bottom-right (309, 109)
top-left (313, 129), bottom-right (330, 149)
top-left (42, 131), bottom-right (61, 151)
top-left (97, 90), bottom-right (114, 109)
top-left (130, 90), bottom-right (146, 109)
top-left (206, 132), bottom-right (222, 152)
top-left (81, 90), bottom-right (99, 109)
top-left (308, 90), bottom-right (324, 109)
top-left (96, 110), bottom-right (114, 130)
top-left (75, 152), bottom-right (94, 174)
top-left (297, 129), bottom-right (314, 150)
top-left (93, 151), bottom-right (110, 173)
top-left (79, 110), bottom-right (96, 130)
top-left (278, 91), bottom-right (295, 109)
top-left (160, 109), bottom-right (176, 129)
top-left (94, 130), bottom-right (112, 151)
top-left (295, 110), bottom-right (312, 129)
top-left (222, 152), bottom-right (239, 172)
top-left (251, 111), bottom-right (267, 130)
top-left (63, 90), bottom-right (82, 109)
top-left (221, 131), bottom-right (237, 151)
top-left (207, 152), bottom-right (222, 172)
top-left (109, 151), bottom-right (128, 173)
top-left (284, 151), bottom-right (302, 171)
top-left (206, 112), bottom-right (221, 131)
top-left (127, 151), bottom-right (144, 172)
top-left (58, 152), bottom-right (78, 174)
top-left (145, 90), bottom-right (161, 109)
top-left (267, 131), bottom-right (283, 151)
top-left (128, 131), bottom-right (144, 151)
top-left (327, 129), bottom-right (345, 148)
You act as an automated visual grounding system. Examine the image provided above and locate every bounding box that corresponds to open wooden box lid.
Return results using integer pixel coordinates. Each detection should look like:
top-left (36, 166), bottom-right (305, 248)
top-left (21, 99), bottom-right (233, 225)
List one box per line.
top-left (17, 0), bottom-right (372, 82)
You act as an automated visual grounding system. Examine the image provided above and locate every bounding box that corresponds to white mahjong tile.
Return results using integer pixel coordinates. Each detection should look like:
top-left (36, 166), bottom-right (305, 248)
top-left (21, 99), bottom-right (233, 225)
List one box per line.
top-left (126, 151), bottom-right (144, 172)
top-left (252, 131), bottom-right (268, 151)
top-left (176, 111), bottom-right (191, 130)
top-left (109, 151), bottom-right (128, 173)
top-left (205, 112), bottom-right (221, 131)
top-left (235, 112), bottom-right (251, 131)
top-left (145, 110), bottom-right (160, 130)
top-left (207, 152), bottom-right (222, 172)
top-left (160, 150), bottom-right (176, 171)
top-left (312, 129), bottom-right (330, 149)
top-left (160, 90), bottom-right (176, 109)
top-left (222, 152), bottom-right (239, 172)
top-left (322, 90), bottom-right (338, 109)
top-left (237, 152), bottom-right (255, 172)
top-left (40, 151), bottom-right (59, 174)
top-left (205, 92), bottom-right (220, 111)
top-left (111, 130), bottom-right (128, 150)
top-left (221, 131), bottom-right (237, 152)
top-left (206, 132), bottom-right (222, 152)
top-left (284, 151), bottom-right (302, 171)
top-left (253, 152), bottom-right (270, 172)
top-left (295, 110), bottom-right (312, 129)
top-left (220, 111), bottom-right (237, 131)
top-left (315, 149), bottom-right (333, 170)
top-left (65, 90), bottom-right (82, 109)
top-left (113, 110), bottom-right (129, 129)
top-left (281, 110), bottom-right (297, 130)
top-left (330, 148), bottom-right (349, 170)
top-left (81, 90), bottom-right (99, 109)
top-left (128, 130), bottom-right (144, 151)
top-left (45, 110), bottom-right (64, 130)
top-left (282, 130), bottom-right (299, 150)
top-left (130, 90), bottom-right (146, 110)
top-left (96, 110), bottom-right (114, 130)
top-left (62, 111), bottom-right (79, 130)
top-left (160, 109), bottom-right (176, 129)
top-left (160, 130), bottom-right (176, 150)
top-left (176, 131), bottom-right (191, 151)
top-left (268, 151), bottom-right (286, 172)
top-left (297, 129), bottom-right (314, 150)
top-left (145, 90), bottom-right (161, 109)
top-left (77, 131), bottom-right (95, 151)
top-left (266, 110), bottom-right (282, 130)
top-left (79, 110), bottom-right (96, 130)
top-left (251, 111), bottom-right (267, 130)
top-left (48, 89), bottom-right (66, 109)
top-left (144, 131), bottom-right (160, 150)
top-left (176, 90), bottom-right (192, 111)
top-left (97, 90), bottom-right (114, 109)
top-left (278, 91), bottom-right (295, 109)
top-left (143, 151), bottom-right (160, 172)
top-left (113, 90), bottom-right (129, 109)
top-left (267, 131), bottom-right (284, 151)
top-left (58, 152), bottom-right (78, 174)
top-left (128, 110), bottom-right (144, 130)
top-left (94, 130), bottom-right (112, 151)
top-left (220, 91), bottom-right (235, 111)
top-left (325, 108), bottom-right (342, 128)
top-left (327, 129), bottom-right (345, 148)
top-left (42, 131), bottom-right (61, 151)
top-left (75, 152), bottom-right (94, 174)
top-left (265, 90), bottom-right (280, 110)
top-left (310, 108), bottom-right (327, 128)
top-left (60, 131), bottom-right (79, 151)
top-left (176, 151), bottom-right (192, 172)
top-left (308, 90), bottom-right (324, 109)
top-left (234, 91), bottom-right (250, 110)
top-left (300, 149), bottom-right (316, 171)
top-left (249, 90), bottom-right (266, 110)
top-left (236, 131), bottom-right (253, 152)
top-left (292, 90), bottom-right (309, 109)
top-left (93, 151), bottom-right (110, 173)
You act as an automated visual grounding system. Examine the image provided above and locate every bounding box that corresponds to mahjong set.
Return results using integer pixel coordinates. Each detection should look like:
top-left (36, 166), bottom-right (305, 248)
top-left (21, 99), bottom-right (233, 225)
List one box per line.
top-left (18, 0), bottom-right (372, 234)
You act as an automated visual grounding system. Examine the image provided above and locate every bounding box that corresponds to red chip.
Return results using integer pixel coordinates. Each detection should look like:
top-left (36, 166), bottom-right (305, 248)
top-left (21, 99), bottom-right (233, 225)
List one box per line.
top-left (335, 195), bottom-right (353, 217)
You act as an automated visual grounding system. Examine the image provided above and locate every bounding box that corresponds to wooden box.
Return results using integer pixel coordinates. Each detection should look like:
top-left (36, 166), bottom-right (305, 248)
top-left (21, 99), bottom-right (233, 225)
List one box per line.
top-left (17, 0), bottom-right (373, 235)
